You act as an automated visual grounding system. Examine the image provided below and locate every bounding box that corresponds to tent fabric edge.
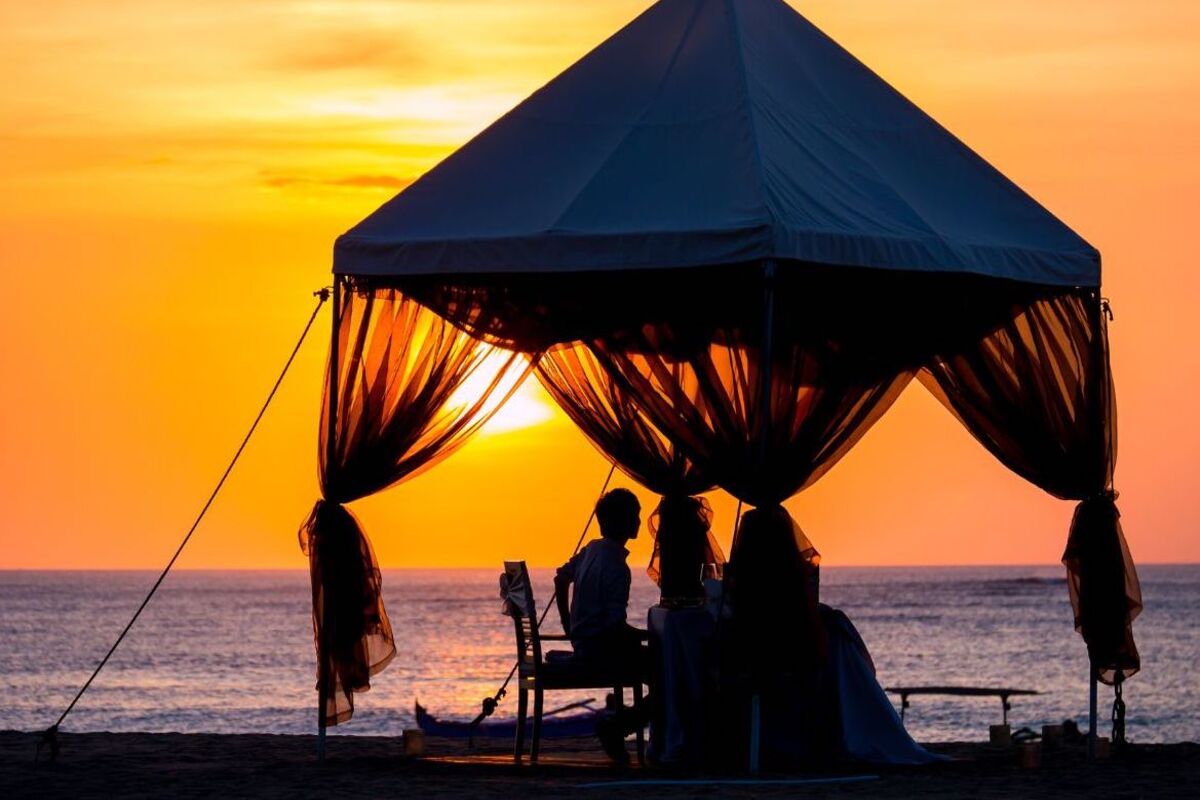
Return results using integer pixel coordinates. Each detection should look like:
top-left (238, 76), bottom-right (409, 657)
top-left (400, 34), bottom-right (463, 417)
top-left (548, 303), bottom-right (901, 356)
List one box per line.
top-left (333, 227), bottom-right (1100, 288)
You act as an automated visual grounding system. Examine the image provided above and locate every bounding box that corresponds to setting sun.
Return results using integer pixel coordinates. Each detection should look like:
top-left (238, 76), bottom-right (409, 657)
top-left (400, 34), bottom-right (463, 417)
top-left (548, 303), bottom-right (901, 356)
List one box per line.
top-left (449, 356), bottom-right (556, 436)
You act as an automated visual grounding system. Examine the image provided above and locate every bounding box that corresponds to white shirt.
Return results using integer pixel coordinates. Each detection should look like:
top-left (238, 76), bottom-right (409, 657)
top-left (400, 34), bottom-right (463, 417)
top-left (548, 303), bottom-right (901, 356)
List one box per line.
top-left (557, 537), bottom-right (631, 643)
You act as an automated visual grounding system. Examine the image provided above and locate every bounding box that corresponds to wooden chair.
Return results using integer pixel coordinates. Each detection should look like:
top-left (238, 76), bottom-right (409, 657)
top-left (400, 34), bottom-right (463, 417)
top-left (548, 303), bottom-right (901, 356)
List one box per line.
top-left (501, 560), bottom-right (646, 764)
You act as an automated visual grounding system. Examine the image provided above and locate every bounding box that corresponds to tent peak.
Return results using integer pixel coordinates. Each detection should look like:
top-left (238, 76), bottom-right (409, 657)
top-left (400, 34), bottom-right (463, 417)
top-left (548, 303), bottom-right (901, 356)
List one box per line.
top-left (336, 0), bottom-right (1100, 288)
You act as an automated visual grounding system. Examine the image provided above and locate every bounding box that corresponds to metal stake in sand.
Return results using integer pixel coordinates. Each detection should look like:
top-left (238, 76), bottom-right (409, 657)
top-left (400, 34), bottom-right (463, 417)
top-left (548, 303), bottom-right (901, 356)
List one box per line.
top-left (1088, 662), bottom-right (1098, 760)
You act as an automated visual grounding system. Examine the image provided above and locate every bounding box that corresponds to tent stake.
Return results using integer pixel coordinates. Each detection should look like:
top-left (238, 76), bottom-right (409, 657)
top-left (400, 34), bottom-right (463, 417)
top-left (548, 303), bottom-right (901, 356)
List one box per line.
top-left (317, 687), bottom-right (327, 761)
top-left (1088, 662), bottom-right (1098, 761)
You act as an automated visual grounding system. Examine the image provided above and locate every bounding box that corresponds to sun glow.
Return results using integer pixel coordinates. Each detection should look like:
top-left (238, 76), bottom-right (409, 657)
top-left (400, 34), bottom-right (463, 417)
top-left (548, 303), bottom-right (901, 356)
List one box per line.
top-left (451, 353), bottom-right (555, 436)
top-left (1, 1), bottom-right (1197, 568)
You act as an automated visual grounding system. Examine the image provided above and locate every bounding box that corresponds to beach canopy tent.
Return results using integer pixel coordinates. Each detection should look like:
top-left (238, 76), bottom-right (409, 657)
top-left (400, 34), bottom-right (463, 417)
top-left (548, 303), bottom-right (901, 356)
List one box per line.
top-left (301, 0), bottom-right (1141, 727)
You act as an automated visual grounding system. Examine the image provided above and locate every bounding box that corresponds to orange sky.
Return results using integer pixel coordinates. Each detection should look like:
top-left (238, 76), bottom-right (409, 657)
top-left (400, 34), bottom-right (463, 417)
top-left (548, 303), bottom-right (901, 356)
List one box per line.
top-left (1, 0), bottom-right (1197, 570)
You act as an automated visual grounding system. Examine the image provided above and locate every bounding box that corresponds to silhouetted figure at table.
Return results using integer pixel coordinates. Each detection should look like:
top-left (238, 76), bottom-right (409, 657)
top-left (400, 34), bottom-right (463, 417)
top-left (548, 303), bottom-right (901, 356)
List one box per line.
top-left (554, 488), bottom-right (644, 663)
top-left (554, 488), bottom-right (649, 762)
top-left (722, 506), bottom-right (832, 768)
top-left (652, 495), bottom-right (720, 606)
top-left (725, 506), bottom-right (825, 678)
top-left (645, 495), bottom-right (726, 765)
top-left (722, 507), bottom-right (945, 767)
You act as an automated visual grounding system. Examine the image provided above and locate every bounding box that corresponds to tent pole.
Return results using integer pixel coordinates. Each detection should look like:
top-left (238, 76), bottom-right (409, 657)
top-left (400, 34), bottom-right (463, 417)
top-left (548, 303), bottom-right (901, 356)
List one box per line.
top-left (1084, 290), bottom-right (1105, 764)
top-left (745, 260), bottom-right (777, 775)
top-left (317, 278), bottom-right (342, 761)
top-left (760, 259), bottom-right (777, 457)
top-left (326, 276), bottom-right (342, 494)
top-left (1088, 661), bottom-right (1098, 760)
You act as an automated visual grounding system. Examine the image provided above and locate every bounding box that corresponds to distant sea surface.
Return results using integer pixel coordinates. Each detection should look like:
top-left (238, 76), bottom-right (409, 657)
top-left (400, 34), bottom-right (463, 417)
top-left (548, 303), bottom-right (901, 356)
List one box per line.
top-left (1, 566), bottom-right (1196, 743)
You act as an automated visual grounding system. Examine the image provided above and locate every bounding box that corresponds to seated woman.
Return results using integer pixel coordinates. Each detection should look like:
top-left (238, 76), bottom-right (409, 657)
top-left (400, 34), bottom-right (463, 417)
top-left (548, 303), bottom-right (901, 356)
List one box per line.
top-left (816, 604), bottom-right (945, 765)
top-left (721, 506), bottom-right (832, 769)
top-left (644, 495), bottom-right (726, 764)
top-left (722, 507), bottom-right (942, 767)
top-left (651, 495), bottom-right (724, 606)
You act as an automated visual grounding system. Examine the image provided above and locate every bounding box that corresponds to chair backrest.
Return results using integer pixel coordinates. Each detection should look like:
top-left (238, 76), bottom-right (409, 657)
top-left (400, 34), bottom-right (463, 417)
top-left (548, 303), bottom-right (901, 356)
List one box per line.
top-left (501, 561), bottom-right (543, 675)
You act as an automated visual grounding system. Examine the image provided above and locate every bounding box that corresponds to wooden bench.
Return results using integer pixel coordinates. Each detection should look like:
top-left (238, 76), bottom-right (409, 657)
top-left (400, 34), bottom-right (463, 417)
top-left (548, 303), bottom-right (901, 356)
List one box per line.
top-left (885, 686), bottom-right (1040, 725)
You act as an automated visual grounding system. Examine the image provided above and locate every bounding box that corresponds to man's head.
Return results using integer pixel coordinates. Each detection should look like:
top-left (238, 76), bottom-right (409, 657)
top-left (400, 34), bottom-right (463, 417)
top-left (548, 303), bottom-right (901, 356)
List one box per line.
top-left (595, 488), bottom-right (641, 543)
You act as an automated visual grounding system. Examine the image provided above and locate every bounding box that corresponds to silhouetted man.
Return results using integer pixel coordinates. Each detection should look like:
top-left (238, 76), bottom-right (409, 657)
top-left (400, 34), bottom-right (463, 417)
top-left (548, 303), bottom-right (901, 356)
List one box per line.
top-left (554, 488), bottom-right (643, 663)
top-left (555, 488), bottom-right (647, 762)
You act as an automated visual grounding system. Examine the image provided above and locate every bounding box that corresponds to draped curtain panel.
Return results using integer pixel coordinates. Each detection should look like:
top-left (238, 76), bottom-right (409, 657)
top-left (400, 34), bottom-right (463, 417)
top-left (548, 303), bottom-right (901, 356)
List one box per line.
top-left (581, 314), bottom-right (913, 675)
top-left (536, 343), bottom-right (711, 497)
top-left (304, 285), bottom-right (533, 726)
top-left (919, 291), bottom-right (1140, 681)
top-left (587, 321), bottom-right (915, 507)
top-left (394, 265), bottom-right (757, 352)
top-left (536, 344), bottom-right (724, 595)
top-left (319, 272), bottom-right (1140, 694)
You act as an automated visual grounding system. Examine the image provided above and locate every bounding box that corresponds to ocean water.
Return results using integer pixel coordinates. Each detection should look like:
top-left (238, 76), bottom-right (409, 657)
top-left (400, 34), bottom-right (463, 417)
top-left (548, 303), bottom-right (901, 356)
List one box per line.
top-left (1, 566), bottom-right (1196, 743)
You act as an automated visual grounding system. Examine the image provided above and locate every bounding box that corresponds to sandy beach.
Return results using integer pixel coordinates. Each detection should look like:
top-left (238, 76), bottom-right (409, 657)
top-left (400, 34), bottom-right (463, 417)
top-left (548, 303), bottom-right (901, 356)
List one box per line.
top-left (2, 731), bottom-right (1196, 799)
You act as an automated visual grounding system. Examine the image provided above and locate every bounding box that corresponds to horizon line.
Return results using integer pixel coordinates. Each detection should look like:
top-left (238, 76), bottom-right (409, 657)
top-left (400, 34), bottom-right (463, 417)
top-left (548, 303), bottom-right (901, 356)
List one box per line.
top-left (1, 561), bottom-right (1195, 572)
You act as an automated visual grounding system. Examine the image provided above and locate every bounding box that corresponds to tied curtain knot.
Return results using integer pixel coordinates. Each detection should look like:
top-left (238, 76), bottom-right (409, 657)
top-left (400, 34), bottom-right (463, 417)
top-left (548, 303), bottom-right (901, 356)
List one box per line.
top-left (300, 499), bottom-right (396, 727)
top-left (1062, 492), bottom-right (1142, 683)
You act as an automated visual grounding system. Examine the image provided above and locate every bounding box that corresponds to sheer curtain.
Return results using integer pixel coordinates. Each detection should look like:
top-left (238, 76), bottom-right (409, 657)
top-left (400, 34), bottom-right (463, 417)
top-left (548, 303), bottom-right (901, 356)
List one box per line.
top-left (588, 321), bottom-right (914, 505)
top-left (585, 309), bottom-right (913, 669)
top-left (303, 285), bottom-right (533, 726)
top-left (920, 291), bottom-right (1140, 681)
top-left (536, 343), bottom-right (724, 596)
top-left (330, 270), bottom-right (1138, 685)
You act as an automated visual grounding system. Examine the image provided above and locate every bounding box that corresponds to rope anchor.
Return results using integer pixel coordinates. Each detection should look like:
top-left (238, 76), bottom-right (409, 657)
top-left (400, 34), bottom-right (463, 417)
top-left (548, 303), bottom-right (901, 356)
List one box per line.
top-left (34, 725), bottom-right (59, 766)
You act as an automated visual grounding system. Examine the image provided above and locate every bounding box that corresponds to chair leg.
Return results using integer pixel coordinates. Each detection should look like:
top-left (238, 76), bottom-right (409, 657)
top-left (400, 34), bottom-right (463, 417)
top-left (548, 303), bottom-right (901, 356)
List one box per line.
top-left (632, 683), bottom-right (646, 766)
top-left (514, 687), bottom-right (528, 764)
top-left (531, 688), bottom-right (544, 764)
top-left (611, 685), bottom-right (627, 761)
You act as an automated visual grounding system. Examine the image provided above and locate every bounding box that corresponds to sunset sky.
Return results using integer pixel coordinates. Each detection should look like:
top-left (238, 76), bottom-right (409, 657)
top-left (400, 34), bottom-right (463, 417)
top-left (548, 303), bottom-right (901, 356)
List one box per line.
top-left (1, 0), bottom-right (1197, 570)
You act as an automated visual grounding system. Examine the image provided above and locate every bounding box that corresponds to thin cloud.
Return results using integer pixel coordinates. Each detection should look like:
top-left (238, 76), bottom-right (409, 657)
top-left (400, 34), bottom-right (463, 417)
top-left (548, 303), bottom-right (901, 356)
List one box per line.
top-left (268, 30), bottom-right (425, 73)
top-left (261, 172), bottom-right (414, 191)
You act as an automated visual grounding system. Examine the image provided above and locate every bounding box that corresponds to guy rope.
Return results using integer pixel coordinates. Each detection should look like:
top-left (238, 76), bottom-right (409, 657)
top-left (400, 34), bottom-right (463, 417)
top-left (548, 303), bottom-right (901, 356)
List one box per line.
top-left (36, 288), bottom-right (331, 764)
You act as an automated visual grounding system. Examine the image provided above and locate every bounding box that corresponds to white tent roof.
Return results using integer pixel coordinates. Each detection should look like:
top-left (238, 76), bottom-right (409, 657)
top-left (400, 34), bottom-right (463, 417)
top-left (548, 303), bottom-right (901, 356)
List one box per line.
top-left (335, 0), bottom-right (1099, 287)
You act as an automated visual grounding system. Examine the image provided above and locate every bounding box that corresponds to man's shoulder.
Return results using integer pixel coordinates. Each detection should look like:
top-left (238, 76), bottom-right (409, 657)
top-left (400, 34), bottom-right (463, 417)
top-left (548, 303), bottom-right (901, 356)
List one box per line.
top-left (561, 539), bottom-right (601, 570)
top-left (594, 536), bottom-right (630, 556)
top-left (582, 537), bottom-right (604, 551)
